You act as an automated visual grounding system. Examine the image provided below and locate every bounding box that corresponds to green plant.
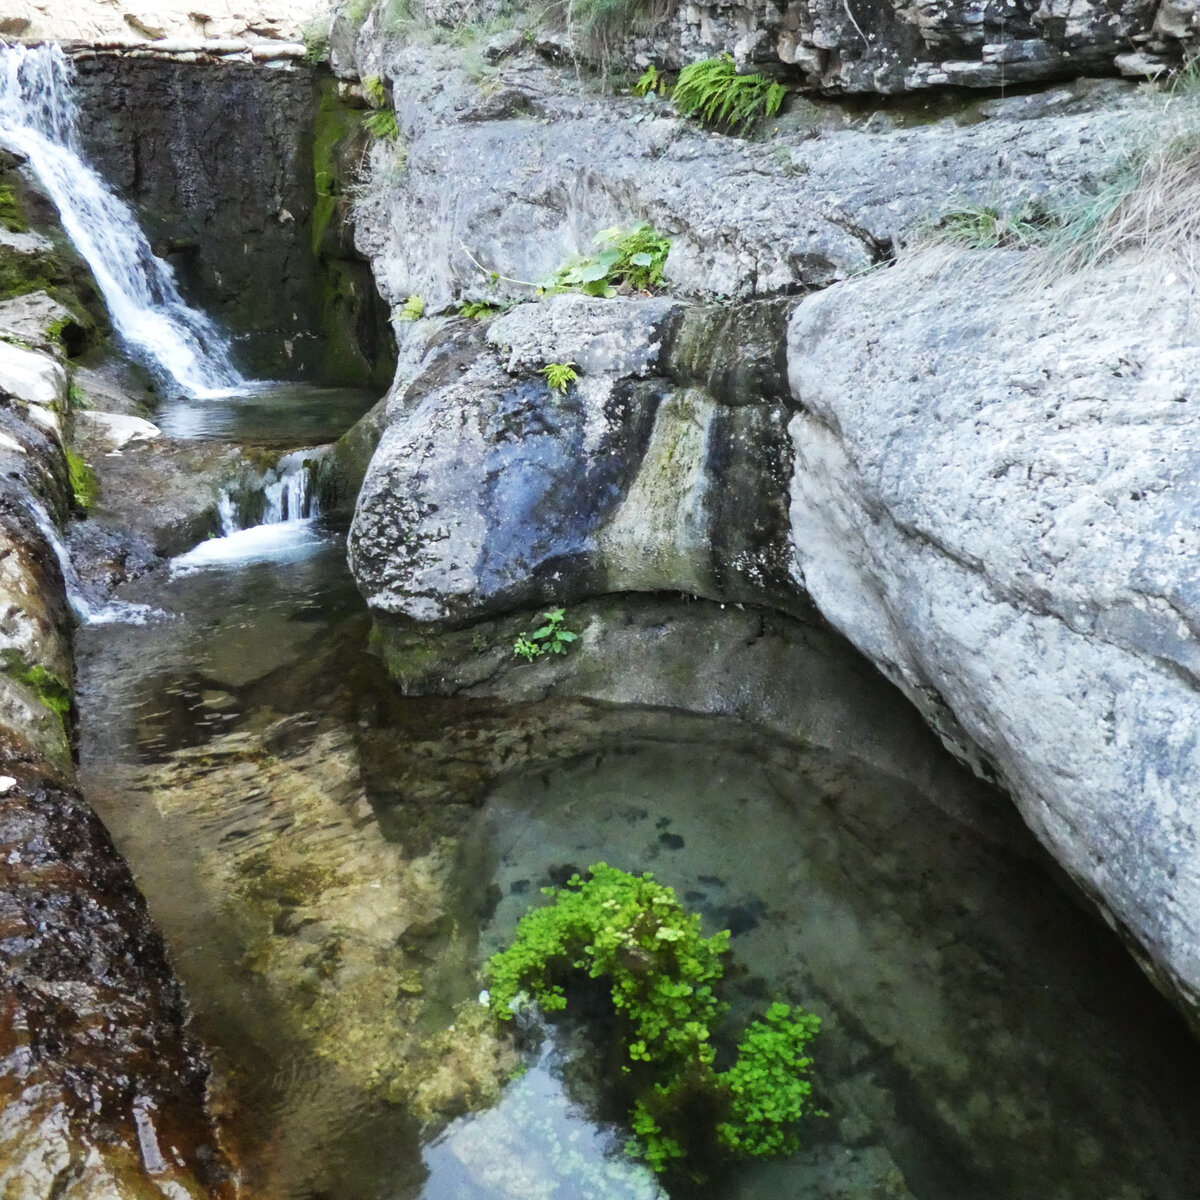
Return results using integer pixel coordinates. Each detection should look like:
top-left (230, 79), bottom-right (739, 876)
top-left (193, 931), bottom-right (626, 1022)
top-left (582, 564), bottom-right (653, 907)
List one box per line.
top-left (633, 64), bottom-right (667, 96)
top-left (511, 607), bottom-right (580, 661)
top-left (548, 223), bottom-right (671, 296)
top-left (541, 361), bottom-right (578, 393)
top-left (929, 203), bottom-right (1052, 251)
top-left (64, 447), bottom-right (96, 510)
top-left (363, 107), bottom-right (399, 139)
top-left (0, 185), bottom-right (27, 233)
top-left (486, 864), bottom-right (820, 1178)
top-left (362, 74), bottom-right (388, 108)
top-left (300, 16), bottom-right (329, 64)
top-left (671, 55), bottom-right (785, 133)
top-left (398, 294), bottom-right (424, 321)
top-left (716, 1002), bottom-right (821, 1158)
top-left (458, 300), bottom-right (501, 319)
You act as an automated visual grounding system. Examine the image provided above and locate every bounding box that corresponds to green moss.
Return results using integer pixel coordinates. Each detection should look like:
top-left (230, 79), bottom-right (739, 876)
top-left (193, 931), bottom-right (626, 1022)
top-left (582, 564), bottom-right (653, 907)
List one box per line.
top-left (1, 651), bottom-right (73, 749)
top-left (17, 662), bottom-right (70, 720)
top-left (64, 446), bottom-right (97, 510)
top-left (0, 185), bottom-right (27, 233)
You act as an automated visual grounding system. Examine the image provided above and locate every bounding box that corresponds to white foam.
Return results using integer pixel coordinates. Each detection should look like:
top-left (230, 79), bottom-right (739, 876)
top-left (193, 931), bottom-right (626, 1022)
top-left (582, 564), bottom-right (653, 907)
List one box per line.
top-left (170, 521), bottom-right (327, 575)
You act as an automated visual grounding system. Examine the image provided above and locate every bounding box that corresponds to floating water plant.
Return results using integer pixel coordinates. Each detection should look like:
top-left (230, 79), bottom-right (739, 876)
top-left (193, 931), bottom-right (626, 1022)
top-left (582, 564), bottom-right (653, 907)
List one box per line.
top-left (486, 863), bottom-right (821, 1178)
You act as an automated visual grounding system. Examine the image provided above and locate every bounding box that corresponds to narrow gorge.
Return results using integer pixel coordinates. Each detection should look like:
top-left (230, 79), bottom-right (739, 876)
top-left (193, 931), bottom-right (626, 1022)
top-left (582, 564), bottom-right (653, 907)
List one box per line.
top-left (4, 2), bottom-right (1200, 1198)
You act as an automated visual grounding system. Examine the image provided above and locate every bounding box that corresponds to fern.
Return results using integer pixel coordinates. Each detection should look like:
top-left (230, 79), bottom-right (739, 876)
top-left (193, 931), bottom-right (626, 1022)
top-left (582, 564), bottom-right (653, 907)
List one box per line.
top-left (362, 74), bottom-right (388, 108)
top-left (633, 64), bottom-right (666, 96)
top-left (541, 361), bottom-right (578, 393)
top-left (363, 107), bottom-right (399, 140)
top-left (672, 55), bottom-right (785, 133)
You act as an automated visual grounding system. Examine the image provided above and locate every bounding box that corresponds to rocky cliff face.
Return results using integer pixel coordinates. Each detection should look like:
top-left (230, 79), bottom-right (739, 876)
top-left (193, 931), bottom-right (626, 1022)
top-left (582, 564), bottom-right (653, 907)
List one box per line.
top-left (335, 1), bottom-right (1200, 1033)
top-left (331, 0), bottom-right (1200, 92)
top-left (70, 57), bottom-right (324, 379)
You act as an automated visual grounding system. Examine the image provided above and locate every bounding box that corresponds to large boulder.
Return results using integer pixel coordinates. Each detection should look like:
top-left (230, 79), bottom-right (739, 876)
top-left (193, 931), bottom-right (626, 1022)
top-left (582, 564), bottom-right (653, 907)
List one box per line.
top-left (348, 294), bottom-right (801, 623)
top-left (787, 247), bottom-right (1200, 1025)
top-left (343, 25), bottom-right (1154, 314)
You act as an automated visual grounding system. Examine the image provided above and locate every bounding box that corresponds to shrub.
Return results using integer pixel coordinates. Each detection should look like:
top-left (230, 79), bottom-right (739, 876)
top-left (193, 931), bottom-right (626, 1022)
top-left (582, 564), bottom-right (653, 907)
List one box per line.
top-left (672, 55), bottom-right (785, 133)
top-left (486, 864), bottom-right (820, 1178)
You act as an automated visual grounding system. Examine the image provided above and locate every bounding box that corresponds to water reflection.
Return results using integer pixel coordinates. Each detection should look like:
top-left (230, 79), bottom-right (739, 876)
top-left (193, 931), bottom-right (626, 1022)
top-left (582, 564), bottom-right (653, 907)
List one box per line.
top-left (153, 380), bottom-right (379, 446)
top-left (75, 535), bottom-right (1200, 1200)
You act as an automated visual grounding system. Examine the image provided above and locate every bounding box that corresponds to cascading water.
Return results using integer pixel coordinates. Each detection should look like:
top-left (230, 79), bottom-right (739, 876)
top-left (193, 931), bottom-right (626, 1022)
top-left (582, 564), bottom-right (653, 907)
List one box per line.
top-left (171, 451), bottom-right (328, 574)
top-left (0, 43), bottom-right (246, 398)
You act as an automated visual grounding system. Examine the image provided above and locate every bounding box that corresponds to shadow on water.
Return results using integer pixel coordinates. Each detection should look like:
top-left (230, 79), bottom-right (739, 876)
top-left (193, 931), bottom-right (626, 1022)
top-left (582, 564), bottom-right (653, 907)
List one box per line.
top-left (75, 525), bottom-right (1200, 1200)
top-left (151, 381), bottom-right (380, 447)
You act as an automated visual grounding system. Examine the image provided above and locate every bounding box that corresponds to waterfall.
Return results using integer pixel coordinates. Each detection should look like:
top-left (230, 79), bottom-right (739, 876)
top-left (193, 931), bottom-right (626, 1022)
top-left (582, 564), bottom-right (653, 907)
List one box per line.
top-left (216, 452), bottom-right (320, 535)
top-left (172, 452), bottom-right (328, 574)
top-left (0, 44), bottom-right (246, 398)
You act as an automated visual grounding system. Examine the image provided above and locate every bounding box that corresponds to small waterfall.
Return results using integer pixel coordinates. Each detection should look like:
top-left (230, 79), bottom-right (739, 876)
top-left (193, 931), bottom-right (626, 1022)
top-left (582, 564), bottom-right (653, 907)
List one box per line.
top-left (172, 452), bottom-right (328, 574)
top-left (0, 44), bottom-right (246, 398)
top-left (28, 497), bottom-right (157, 625)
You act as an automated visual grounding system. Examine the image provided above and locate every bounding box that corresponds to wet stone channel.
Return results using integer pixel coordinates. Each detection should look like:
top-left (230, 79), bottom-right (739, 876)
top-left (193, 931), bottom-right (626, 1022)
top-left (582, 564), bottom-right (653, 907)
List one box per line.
top-left (72, 428), bottom-right (1200, 1199)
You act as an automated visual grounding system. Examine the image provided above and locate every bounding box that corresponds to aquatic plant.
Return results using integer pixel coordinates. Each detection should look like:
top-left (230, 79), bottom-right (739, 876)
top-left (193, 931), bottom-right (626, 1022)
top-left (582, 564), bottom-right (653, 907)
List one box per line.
top-left (541, 361), bottom-right (578, 393)
top-left (486, 863), bottom-right (821, 1177)
top-left (672, 55), bottom-right (785, 133)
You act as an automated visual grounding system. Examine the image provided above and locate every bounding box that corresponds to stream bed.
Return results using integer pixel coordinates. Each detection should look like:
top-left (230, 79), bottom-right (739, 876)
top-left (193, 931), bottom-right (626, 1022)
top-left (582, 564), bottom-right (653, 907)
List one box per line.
top-left (73, 478), bottom-right (1200, 1199)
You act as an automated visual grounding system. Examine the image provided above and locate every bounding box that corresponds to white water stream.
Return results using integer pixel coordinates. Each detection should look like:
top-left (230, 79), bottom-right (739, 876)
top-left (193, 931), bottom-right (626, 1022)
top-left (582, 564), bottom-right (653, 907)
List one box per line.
top-left (0, 43), bottom-right (246, 397)
top-left (171, 452), bottom-right (327, 575)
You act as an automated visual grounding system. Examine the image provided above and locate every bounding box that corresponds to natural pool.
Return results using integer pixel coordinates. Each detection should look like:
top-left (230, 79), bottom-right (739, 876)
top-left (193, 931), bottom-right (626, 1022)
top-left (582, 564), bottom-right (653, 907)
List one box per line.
top-left (74, 503), bottom-right (1200, 1199)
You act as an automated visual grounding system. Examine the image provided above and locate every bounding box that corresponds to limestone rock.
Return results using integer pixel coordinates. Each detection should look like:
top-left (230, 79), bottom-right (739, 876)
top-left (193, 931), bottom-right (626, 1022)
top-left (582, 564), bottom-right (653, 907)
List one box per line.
top-left (11, 0), bottom-right (330, 45)
top-left (346, 31), bottom-right (1155, 314)
top-left (348, 298), bottom-right (802, 624)
top-left (334, 0), bottom-right (1192, 93)
top-left (0, 338), bottom-right (67, 407)
top-left (786, 248), bottom-right (1200, 1027)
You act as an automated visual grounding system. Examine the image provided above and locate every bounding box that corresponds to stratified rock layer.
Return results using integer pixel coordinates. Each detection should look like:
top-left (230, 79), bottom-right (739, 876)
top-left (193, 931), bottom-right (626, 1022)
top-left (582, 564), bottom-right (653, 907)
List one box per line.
top-left (786, 248), bottom-right (1200, 1024)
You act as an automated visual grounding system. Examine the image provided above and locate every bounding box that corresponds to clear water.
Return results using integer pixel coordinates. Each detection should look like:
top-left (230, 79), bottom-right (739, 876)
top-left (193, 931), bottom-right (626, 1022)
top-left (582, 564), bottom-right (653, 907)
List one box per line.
top-left (152, 380), bottom-right (380, 446)
top-left (0, 44), bottom-right (245, 397)
top-left (75, 528), bottom-right (1200, 1200)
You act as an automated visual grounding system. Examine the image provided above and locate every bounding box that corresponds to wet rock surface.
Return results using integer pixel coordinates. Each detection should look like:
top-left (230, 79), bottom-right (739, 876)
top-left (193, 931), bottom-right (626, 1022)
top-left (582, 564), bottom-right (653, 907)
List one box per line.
top-left (1, 305), bottom-right (235, 1194)
top-left (0, 771), bottom-right (235, 1200)
top-left (348, 297), bottom-right (801, 624)
top-left (70, 58), bottom-right (323, 379)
